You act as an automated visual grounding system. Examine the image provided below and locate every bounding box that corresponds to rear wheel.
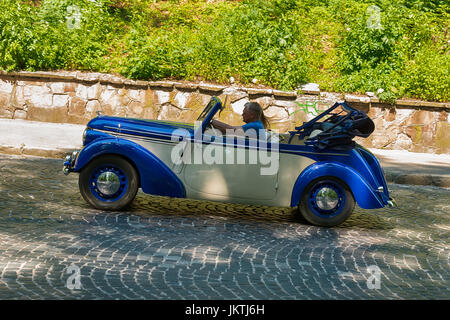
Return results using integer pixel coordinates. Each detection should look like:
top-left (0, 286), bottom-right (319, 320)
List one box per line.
top-left (79, 155), bottom-right (139, 210)
top-left (298, 176), bottom-right (355, 227)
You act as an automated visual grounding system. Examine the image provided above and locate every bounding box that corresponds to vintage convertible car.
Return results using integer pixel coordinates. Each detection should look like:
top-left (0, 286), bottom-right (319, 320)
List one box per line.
top-left (63, 96), bottom-right (395, 227)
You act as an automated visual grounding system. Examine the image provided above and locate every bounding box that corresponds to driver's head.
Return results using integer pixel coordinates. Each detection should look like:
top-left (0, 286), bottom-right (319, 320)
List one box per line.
top-left (242, 101), bottom-right (269, 129)
top-left (243, 102), bottom-right (261, 123)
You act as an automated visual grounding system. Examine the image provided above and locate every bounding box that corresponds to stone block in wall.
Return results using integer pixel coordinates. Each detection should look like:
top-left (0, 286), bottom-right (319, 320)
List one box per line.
top-left (346, 101), bottom-right (370, 113)
top-left (222, 87), bottom-right (248, 103)
top-left (173, 91), bottom-right (190, 109)
top-left (100, 88), bottom-right (126, 116)
top-left (158, 104), bottom-right (181, 121)
top-left (127, 88), bottom-right (145, 103)
top-left (75, 84), bottom-right (89, 100)
top-left (383, 107), bottom-right (396, 122)
top-left (143, 90), bottom-right (159, 118)
top-left (13, 109), bottom-right (27, 120)
top-left (53, 95), bottom-right (69, 108)
top-left (27, 105), bottom-right (68, 123)
top-left (173, 82), bottom-right (198, 92)
top-left (272, 89), bottom-right (297, 99)
top-left (87, 83), bottom-right (102, 100)
top-left (64, 82), bottom-right (77, 93)
top-left (344, 94), bottom-right (370, 104)
top-left (435, 122), bottom-right (450, 154)
top-left (149, 81), bottom-right (175, 89)
top-left (0, 91), bottom-right (10, 110)
top-left (404, 110), bottom-right (434, 126)
top-left (68, 96), bottom-right (86, 116)
top-left (67, 114), bottom-right (89, 125)
top-left (185, 92), bottom-right (215, 113)
top-left (127, 101), bottom-right (144, 118)
top-left (99, 73), bottom-right (125, 85)
top-left (0, 108), bottom-right (13, 119)
top-left (119, 90), bottom-right (131, 108)
top-left (123, 79), bottom-right (148, 88)
top-left (253, 96), bottom-right (274, 110)
top-left (273, 98), bottom-right (298, 110)
top-left (438, 110), bottom-right (448, 122)
top-left (264, 105), bottom-right (289, 122)
top-left (199, 83), bottom-right (225, 94)
top-left (155, 90), bottom-right (171, 105)
top-left (50, 82), bottom-right (65, 94)
top-left (230, 98), bottom-right (249, 115)
top-left (268, 119), bottom-right (293, 133)
top-left (394, 108), bottom-right (414, 123)
top-left (390, 133), bottom-right (413, 150)
top-left (76, 72), bottom-right (102, 83)
top-left (0, 79), bottom-right (13, 94)
top-left (141, 104), bottom-right (158, 120)
top-left (11, 91), bottom-right (24, 110)
top-left (247, 88), bottom-right (272, 96)
top-left (401, 110), bottom-right (437, 152)
top-left (21, 81), bottom-right (70, 122)
top-left (86, 100), bottom-right (101, 114)
top-left (288, 105), bottom-right (309, 127)
top-left (319, 91), bottom-right (343, 102)
top-left (179, 109), bottom-right (197, 124)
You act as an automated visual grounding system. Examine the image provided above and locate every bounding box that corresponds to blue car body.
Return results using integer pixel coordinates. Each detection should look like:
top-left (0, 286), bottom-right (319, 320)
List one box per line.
top-left (63, 97), bottom-right (394, 226)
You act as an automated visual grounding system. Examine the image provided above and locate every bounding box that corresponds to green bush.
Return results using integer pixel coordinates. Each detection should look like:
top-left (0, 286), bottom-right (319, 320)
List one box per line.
top-left (0, 0), bottom-right (115, 71)
top-left (0, 0), bottom-right (448, 102)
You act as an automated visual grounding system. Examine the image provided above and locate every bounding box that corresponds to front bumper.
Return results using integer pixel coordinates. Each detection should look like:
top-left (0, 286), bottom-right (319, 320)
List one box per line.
top-left (62, 150), bottom-right (80, 175)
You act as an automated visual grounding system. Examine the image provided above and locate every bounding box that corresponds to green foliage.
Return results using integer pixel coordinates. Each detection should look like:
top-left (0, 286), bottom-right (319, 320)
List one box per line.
top-left (0, 0), bottom-right (115, 71)
top-left (403, 47), bottom-right (449, 102)
top-left (332, 0), bottom-right (449, 102)
top-left (0, 0), bottom-right (448, 102)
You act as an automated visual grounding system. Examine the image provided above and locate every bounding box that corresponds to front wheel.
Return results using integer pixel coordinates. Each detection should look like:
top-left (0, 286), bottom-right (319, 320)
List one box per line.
top-left (79, 155), bottom-right (139, 210)
top-left (298, 177), bottom-right (355, 227)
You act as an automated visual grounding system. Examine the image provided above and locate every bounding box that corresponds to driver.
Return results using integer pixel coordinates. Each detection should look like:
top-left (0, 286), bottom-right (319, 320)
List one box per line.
top-left (211, 101), bottom-right (269, 140)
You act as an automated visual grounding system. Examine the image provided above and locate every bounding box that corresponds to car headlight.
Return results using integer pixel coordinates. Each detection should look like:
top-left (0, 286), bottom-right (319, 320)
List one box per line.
top-left (82, 128), bottom-right (88, 144)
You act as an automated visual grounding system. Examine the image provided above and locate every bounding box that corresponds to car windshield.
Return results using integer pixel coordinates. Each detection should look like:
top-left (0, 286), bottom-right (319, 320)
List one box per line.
top-left (196, 97), bottom-right (221, 121)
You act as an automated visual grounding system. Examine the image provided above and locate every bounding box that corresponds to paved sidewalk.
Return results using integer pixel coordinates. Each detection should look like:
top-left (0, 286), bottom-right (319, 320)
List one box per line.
top-left (0, 118), bottom-right (449, 187)
top-left (0, 118), bottom-right (84, 158)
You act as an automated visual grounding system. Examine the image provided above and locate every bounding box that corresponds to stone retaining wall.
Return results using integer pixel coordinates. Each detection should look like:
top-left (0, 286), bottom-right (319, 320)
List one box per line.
top-left (0, 70), bottom-right (449, 154)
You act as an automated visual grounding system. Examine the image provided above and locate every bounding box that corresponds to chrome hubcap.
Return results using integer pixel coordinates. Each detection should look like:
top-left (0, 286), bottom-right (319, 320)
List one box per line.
top-left (96, 171), bottom-right (121, 195)
top-left (315, 187), bottom-right (339, 210)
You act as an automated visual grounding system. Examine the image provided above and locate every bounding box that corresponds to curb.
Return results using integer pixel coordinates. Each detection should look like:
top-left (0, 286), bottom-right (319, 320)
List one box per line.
top-left (384, 171), bottom-right (450, 188)
top-left (0, 145), bottom-right (74, 160)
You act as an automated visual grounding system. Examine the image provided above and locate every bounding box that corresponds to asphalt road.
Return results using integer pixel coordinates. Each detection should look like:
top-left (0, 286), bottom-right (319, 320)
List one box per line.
top-left (0, 154), bottom-right (449, 299)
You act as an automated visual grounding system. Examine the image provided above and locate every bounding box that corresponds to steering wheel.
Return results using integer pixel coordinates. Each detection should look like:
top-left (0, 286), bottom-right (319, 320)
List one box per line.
top-left (205, 119), bottom-right (222, 137)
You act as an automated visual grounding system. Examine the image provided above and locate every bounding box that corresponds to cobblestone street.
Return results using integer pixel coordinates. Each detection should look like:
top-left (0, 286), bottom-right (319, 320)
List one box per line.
top-left (0, 154), bottom-right (448, 300)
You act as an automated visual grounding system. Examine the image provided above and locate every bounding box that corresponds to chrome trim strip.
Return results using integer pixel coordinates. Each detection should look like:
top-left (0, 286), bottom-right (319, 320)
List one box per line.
top-left (94, 128), bottom-right (349, 156)
top-left (96, 129), bottom-right (179, 146)
top-left (103, 126), bottom-right (174, 140)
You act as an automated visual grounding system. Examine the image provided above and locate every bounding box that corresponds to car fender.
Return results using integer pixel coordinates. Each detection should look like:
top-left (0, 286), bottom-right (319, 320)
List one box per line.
top-left (290, 161), bottom-right (384, 209)
top-left (74, 137), bottom-right (186, 198)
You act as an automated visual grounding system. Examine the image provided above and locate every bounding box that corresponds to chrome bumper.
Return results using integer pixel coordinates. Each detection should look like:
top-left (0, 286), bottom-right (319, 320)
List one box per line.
top-left (62, 150), bottom-right (79, 175)
top-left (387, 197), bottom-right (397, 208)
